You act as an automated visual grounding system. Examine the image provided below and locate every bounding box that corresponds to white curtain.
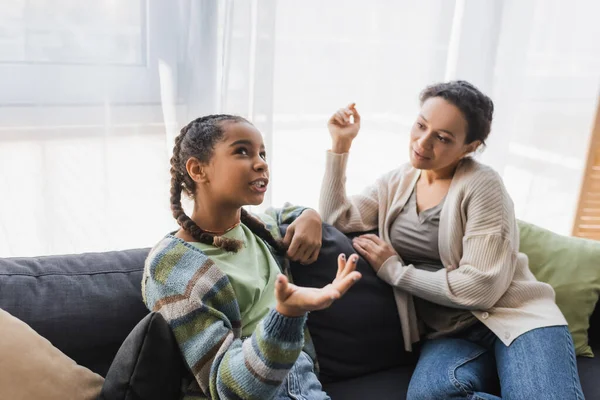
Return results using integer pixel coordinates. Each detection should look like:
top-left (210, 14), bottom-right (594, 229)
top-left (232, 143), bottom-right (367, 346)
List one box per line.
top-left (266, 0), bottom-right (600, 237)
top-left (1, 0), bottom-right (599, 257)
top-left (0, 0), bottom-right (223, 257)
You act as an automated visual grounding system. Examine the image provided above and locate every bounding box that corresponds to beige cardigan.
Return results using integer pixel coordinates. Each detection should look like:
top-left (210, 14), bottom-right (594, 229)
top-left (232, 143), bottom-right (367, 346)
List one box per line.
top-left (320, 151), bottom-right (566, 351)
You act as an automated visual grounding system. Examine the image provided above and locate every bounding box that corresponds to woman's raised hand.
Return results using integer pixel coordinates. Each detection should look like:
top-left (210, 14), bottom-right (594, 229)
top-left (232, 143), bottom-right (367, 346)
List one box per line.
top-left (328, 103), bottom-right (361, 153)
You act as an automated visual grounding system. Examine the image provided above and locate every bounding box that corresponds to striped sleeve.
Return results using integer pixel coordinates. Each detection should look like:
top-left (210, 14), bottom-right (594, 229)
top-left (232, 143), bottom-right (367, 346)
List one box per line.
top-left (142, 238), bottom-right (306, 399)
top-left (260, 203), bottom-right (309, 240)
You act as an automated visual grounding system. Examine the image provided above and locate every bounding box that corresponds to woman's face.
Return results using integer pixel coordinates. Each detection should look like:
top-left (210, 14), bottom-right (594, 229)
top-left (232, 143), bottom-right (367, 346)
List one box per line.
top-left (409, 96), bottom-right (479, 172)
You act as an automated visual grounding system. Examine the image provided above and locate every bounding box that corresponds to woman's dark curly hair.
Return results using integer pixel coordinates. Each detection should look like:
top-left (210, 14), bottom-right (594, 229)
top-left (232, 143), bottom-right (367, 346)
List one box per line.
top-left (170, 115), bottom-right (285, 253)
top-left (420, 80), bottom-right (494, 146)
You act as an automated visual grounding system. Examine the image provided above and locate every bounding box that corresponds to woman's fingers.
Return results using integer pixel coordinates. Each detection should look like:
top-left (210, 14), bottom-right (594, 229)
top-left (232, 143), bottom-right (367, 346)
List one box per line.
top-left (336, 110), bottom-right (349, 123)
top-left (353, 237), bottom-right (372, 251)
top-left (350, 107), bottom-right (360, 124)
top-left (352, 241), bottom-right (372, 263)
top-left (331, 104), bottom-right (359, 127)
top-left (341, 107), bottom-right (351, 118)
top-left (359, 233), bottom-right (381, 243)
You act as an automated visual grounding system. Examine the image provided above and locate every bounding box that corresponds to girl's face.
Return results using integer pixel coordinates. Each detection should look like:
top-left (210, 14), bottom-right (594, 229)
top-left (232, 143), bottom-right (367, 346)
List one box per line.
top-left (199, 122), bottom-right (269, 208)
top-left (409, 97), bottom-right (479, 172)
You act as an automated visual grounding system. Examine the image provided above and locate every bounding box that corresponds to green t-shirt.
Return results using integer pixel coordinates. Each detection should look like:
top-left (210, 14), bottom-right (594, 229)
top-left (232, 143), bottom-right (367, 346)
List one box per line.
top-left (192, 223), bottom-right (280, 337)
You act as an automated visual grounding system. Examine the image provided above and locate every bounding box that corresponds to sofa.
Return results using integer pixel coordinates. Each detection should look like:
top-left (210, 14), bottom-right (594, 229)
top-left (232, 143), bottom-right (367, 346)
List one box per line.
top-left (0, 222), bottom-right (599, 399)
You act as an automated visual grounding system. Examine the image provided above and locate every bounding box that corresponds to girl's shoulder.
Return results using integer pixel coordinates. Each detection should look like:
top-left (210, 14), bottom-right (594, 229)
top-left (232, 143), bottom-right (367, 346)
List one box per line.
top-left (144, 234), bottom-right (216, 281)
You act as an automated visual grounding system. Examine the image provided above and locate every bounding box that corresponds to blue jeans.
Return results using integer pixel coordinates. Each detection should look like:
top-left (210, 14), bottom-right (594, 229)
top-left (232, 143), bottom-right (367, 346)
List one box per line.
top-left (273, 351), bottom-right (331, 400)
top-left (407, 323), bottom-right (584, 400)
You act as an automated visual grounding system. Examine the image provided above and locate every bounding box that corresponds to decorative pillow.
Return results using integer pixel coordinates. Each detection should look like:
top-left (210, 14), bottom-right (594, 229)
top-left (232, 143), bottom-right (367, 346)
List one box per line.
top-left (99, 312), bottom-right (186, 400)
top-left (284, 223), bottom-right (414, 383)
top-left (518, 220), bottom-right (600, 357)
top-left (0, 308), bottom-right (104, 400)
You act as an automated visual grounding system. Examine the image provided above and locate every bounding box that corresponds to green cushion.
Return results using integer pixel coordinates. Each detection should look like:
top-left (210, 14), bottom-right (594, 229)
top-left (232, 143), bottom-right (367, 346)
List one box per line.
top-left (518, 220), bottom-right (600, 357)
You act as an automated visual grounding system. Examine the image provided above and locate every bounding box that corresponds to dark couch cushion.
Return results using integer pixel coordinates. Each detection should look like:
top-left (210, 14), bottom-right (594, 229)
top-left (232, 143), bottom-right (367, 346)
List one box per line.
top-left (0, 248), bottom-right (151, 376)
top-left (579, 345), bottom-right (600, 400)
top-left (283, 223), bottom-right (414, 383)
top-left (322, 365), bottom-right (413, 400)
top-left (99, 312), bottom-right (186, 400)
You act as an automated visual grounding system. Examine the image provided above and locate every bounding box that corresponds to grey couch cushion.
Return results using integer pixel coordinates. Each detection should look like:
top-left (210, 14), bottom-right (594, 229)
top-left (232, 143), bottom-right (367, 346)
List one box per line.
top-left (322, 366), bottom-right (413, 400)
top-left (285, 223), bottom-right (414, 383)
top-left (579, 347), bottom-right (600, 400)
top-left (0, 239), bottom-right (597, 398)
top-left (99, 312), bottom-right (186, 400)
top-left (0, 249), bottom-right (151, 376)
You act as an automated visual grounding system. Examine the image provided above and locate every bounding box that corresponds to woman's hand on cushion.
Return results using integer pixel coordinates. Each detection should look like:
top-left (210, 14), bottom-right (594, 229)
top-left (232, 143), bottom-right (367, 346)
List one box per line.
top-left (328, 103), bottom-right (361, 153)
top-left (275, 254), bottom-right (362, 317)
top-left (352, 234), bottom-right (397, 272)
top-left (283, 209), bottom-right (323, 265)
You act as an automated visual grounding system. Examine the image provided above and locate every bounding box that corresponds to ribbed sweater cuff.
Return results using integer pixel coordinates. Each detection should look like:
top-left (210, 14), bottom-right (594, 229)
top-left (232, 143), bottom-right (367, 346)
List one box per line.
top-left (325, 150), bottom-right (349, 176)
top-left (262, 308), bottom-right (307, 343)
top-left (377, 255), bottom-right (402, 282)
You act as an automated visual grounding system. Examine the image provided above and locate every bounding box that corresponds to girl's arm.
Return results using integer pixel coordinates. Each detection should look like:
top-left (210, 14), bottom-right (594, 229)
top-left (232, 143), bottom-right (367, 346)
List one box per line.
top-left (143, 240), bottom-right (360, 399)
top-left (143, 245), bottom-right (306, 399)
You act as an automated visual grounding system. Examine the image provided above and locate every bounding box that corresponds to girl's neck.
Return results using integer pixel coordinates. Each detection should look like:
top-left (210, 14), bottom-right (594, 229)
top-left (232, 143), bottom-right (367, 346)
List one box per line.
top-left (191, 201), bottom-right (242, 235)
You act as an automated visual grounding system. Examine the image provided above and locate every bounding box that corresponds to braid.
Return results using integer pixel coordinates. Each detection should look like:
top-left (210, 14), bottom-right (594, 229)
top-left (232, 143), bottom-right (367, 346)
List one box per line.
top-left (240, 208), bottom-right (287, 255)
top-left (169, 115), bottom-right (247, 252)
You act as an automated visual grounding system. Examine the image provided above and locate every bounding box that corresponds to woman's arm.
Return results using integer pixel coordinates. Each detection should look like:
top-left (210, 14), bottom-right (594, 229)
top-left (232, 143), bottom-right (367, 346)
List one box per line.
top-left (319, 104), bottom-right (382, 233)
top-left (358, 170), bottom-right (518, 310)
top-left (320, 152), bottom-right (381, 233)
top-left (376, 234), bottom-right (516, 310)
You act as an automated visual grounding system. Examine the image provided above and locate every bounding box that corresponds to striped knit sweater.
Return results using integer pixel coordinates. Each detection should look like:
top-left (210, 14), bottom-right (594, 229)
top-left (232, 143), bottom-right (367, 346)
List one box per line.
top-left (320, 151), bottom-right (567, 351)
top-left (142, 206), bottom-right (317, 400)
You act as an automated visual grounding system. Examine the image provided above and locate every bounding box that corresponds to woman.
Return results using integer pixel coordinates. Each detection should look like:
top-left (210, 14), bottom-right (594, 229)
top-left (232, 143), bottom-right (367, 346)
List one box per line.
top-left (320, 81), bottom-right (584, 399)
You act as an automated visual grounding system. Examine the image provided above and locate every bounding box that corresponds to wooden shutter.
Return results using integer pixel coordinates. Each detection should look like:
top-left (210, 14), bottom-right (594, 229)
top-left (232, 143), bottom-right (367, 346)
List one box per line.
top-left (573, 95), bottom-right (600, 240)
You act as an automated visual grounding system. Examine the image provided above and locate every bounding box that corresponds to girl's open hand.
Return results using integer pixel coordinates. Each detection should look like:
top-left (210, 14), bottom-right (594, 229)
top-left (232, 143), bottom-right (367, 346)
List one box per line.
top-left (275, 254), bottom-right (362, 317)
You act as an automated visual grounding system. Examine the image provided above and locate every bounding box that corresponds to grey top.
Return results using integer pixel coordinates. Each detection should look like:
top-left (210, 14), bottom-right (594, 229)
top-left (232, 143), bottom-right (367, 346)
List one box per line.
top-left (390, 188), bottom-right (475, 337)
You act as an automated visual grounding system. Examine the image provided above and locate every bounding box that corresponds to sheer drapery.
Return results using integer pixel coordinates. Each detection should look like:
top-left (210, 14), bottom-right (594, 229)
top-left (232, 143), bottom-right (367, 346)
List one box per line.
top-left (1, 0), bottom-right (599, 257)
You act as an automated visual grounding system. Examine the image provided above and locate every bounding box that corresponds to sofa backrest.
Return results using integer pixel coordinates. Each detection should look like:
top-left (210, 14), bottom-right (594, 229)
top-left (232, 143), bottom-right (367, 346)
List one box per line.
top-left (0, 249), bottom-right (151, 377)
top-left (1, 245), bottom-right (598, 379)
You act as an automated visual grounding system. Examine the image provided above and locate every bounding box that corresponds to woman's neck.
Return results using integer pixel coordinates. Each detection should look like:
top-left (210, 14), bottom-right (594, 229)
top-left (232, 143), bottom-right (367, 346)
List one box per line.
top-left (421, 161), bottom-right (460, 184)
top-left (191, 201), bottom-right (242, 234)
